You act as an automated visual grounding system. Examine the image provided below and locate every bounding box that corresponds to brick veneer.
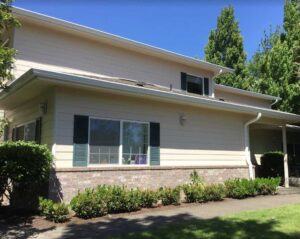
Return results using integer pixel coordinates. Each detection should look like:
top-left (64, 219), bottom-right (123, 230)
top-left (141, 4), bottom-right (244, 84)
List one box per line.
top-left (49, 166), bottom-right (250, 202)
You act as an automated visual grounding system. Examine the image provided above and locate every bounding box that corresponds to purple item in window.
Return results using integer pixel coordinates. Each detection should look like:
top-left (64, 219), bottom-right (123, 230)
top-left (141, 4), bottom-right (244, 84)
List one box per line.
top-left (135, 155), bottom-right (147, 164)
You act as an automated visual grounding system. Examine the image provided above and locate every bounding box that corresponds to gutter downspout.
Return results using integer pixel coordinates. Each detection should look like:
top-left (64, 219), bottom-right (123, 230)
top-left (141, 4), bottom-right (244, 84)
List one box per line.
top-left (211, 69), bottom-right (223, 98)
top-left (270, 98), bottom-right (280, 109)
top-left (244, 112), bottom-right (262, 179)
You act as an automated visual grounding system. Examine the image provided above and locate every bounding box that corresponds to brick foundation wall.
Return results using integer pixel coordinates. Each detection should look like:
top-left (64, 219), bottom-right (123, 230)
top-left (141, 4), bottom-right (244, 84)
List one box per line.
top-left (49, 166), bottom-right (250, 202)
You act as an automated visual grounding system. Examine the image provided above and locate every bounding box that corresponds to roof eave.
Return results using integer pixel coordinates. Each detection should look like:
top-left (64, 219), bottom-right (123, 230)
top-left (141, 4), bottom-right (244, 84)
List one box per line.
top-left (215, 84), bottom-right (281, 101)
top-left (12, 7), bottom-right (233, 75)
top-left (2, 69), bottom-right (299, 124)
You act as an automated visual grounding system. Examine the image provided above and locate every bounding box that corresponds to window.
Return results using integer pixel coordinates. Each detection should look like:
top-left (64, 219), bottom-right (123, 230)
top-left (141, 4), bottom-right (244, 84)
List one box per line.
top-left (122, 122), bottom-right (148, 165)
top-left (186, 74), bottom-right (203, 95)
top-left (89, 119), bottom-right (120, 164)
top-left (181, 72), bottom-right (210, 96)
top-left (88, 118), bottom-right (149, 165)
top-left (13, 121), bottom-right (36, 141)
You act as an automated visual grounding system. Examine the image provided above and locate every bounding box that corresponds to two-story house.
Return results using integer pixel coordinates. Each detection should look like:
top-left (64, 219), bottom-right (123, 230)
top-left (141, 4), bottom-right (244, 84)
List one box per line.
top-left (0, 8), bottom-right (300, 201)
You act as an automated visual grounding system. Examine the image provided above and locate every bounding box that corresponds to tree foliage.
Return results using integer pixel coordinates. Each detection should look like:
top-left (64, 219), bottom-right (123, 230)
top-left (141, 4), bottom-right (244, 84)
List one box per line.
top-left (248, 0), bottom-right (300, 113)
top-left (205, 6), bottom-right (248, 89)
top-left (0, 0), bottom-right (20, 88)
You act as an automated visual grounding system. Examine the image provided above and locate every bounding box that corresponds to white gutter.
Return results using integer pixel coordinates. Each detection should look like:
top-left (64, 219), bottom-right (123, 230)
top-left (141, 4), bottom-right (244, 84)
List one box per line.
top-left (270, 98), bottom-right (280, 108)
top-left (244, 113), bottom-right (262, 179)
top-left (211, 69), bottom-right (223, 98)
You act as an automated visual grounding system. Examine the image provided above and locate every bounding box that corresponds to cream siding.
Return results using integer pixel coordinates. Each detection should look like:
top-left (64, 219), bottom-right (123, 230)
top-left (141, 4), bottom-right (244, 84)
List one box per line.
top-left (13, 22), bottom-right (213, 90)
top-left (53, 87), bottom-right (247, 168)
top-left (214, 89), bottom-right (272, 109)
top-left (5, 90), bottom-right (55, 147)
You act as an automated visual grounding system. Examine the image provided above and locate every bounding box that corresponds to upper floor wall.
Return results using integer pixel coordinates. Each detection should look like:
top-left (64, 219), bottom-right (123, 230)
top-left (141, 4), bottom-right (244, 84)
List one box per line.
top-left (11, 9), bottom-right (279, 110)
top-left (13, 21), bottom-right (214, 93)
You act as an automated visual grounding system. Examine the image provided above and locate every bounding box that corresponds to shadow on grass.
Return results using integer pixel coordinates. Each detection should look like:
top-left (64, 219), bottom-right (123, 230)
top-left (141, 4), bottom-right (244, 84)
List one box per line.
top-left (58, 213), bottom-right (300, 239)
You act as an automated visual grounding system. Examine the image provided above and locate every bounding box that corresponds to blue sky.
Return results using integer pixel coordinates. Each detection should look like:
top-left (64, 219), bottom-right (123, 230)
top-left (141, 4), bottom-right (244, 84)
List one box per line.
top-left (14, 0), bottom-right (284, 61)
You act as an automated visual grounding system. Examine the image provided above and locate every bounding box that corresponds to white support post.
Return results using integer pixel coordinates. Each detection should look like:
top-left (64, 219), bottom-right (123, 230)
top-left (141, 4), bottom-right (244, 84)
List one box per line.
top-left (282, 125), bottom-right (289, 188)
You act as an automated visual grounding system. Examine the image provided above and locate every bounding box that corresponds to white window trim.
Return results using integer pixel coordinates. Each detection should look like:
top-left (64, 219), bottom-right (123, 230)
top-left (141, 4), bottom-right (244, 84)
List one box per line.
top-left (185, 72), bottom-right (211, 97)
top-left (88, 116), bottom-right (150, 167)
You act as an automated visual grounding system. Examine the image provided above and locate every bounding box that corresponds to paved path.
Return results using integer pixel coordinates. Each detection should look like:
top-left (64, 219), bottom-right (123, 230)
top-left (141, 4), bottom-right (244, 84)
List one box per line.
top-left (24, 194), bottom-right (300, 238)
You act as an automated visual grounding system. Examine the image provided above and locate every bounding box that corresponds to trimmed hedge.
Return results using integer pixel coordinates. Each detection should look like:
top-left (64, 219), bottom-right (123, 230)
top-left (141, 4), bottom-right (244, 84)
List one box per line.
top-left (225, 177), bottom-right (281, 199)
top-left (183, 183), bottom-right (225, 203)
top-left (0, 141), bottom-right (53, 208)
top-left (67, 176), bottom-right (281, 220)
top-left (158, 187), bottom-right (181, 206)
top-left (39, 197), bottom-right (69, 223)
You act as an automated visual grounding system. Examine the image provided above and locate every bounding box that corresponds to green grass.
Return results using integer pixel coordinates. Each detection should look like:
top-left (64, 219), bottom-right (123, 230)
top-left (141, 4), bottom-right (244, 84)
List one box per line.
top-left (117, 204), bottom-right (300, 239)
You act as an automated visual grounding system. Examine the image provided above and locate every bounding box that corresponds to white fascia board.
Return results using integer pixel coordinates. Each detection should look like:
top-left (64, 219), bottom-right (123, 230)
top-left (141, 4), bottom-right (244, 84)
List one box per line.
top-left (215, 84), bottom-right (281, 101)
top-left (12, 7), bottom-right (233, 75)
top-left (5, 69), bottom-right (299, 123)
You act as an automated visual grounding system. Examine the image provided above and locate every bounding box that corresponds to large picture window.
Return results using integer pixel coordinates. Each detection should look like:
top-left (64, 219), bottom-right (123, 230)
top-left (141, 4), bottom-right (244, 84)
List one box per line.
top-left (88, 118), bottom-right (149, 165)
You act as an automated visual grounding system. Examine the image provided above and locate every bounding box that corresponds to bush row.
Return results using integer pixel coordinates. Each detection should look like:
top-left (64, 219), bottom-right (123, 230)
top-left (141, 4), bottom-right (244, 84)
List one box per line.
top-left (225, 177), bottom-right (281, 199)
top-left (38, 175), bottom-right (281, 222)
top-left (69, 185), bottom-right (180, 219)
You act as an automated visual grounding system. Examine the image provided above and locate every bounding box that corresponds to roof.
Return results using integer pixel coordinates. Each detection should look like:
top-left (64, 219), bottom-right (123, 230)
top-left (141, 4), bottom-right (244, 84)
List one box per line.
top-left (215, 84), bottom-right (281, 101)
top-left (1, 68), bottom-right (300, 124)
top-left (12, 7), bottom-right (233, 75)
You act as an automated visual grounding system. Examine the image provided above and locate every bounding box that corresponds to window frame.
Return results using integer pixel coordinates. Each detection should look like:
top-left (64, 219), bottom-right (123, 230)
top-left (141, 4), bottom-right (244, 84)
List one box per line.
top-left (13, 120), bottom-right (36, 142)
top-left (88, 116), bottom-right (150, 167)
top-left (185, 73), bottom-right (211, 96)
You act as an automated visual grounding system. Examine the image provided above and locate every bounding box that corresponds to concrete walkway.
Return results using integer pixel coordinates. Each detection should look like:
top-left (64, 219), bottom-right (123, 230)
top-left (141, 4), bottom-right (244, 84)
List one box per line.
top-left (29, 194), bottom-right (300, 239)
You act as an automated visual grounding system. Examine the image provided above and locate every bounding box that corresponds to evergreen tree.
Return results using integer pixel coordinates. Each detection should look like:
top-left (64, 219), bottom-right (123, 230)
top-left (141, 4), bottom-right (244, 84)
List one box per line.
top-left (0, 0), bottom-right (20, 89)
top-left (205, 6), bottom-right (248, 89)
top-left (248, 0), bottom-right (300, 113)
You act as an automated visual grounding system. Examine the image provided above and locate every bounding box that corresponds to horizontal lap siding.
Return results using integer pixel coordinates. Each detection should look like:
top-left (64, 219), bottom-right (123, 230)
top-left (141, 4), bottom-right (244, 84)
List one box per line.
top-left (214, 90), bottom-right (271, 109)
top-left (54, 87), bottom-right (247, 168)
top-left (13, 23), bottom-right (212, 89)
top-left (5, 91), bottom-right (54, 148)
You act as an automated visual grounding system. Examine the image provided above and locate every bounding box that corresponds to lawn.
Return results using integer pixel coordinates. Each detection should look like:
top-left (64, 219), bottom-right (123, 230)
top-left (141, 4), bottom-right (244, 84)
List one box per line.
top-left (117, 204), bottom-right (300, 239)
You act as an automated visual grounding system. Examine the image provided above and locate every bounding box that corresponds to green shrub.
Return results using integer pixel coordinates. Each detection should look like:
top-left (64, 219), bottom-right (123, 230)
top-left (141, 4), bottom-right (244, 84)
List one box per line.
top-left (0, 141), bottom-right (53, 207)
top-left (259, 151), bottom-right (284, 179)
top-left (182, 183), bottom-right (205, 203)
top-left (225, 177), bottom-right (281, 199)
top-left (70, 188), bottom-right (107, 219)
top-left (183, 183), bottom-right (225, 203)
top-left (255, 177), bottom-right (281, 195)
top-left (39, 197), bottom-right (69, 223)
top-left (158, 187), bottom-right (181, 205)
top-left (138, 189), bottom-right (158, 208)
top-left (107, 185), bottom-right (140, 213)
top-left (203, 184), bottom-right (226, 201)
top-left (225, 179), bottom-right (258, 199)
top-left (190, 170), bottom-right (204, 185)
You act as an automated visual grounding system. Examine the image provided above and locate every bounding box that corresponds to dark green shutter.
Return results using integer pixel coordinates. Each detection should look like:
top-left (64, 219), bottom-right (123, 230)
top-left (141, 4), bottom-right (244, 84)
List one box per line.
top-left (73, 115), bottom-right (89, 167)
top-left (3, 125), bottom-right (9, 141)
top-left (204, 77), bottom-right (209, 95)
top-left (150, 122), bottom-right (160, 166)
top-left (181, 72), bottom-right (187, 91)
top-left (12, 128), bottom-right (16, 141)
top-left (35, 117), bottom-right (42, 144)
